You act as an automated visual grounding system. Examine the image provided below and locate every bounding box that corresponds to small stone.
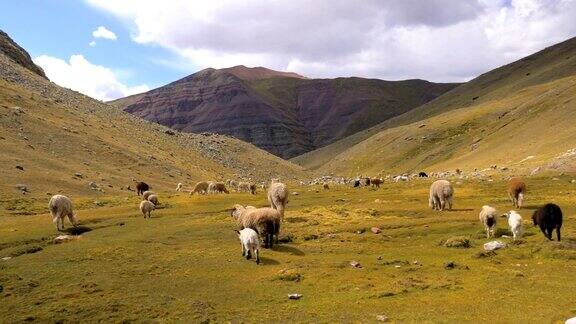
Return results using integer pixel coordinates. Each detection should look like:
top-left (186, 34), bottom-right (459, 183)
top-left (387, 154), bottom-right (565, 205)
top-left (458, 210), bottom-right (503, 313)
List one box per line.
top-left (413, 260), bottom-right (419, 265)
top-left (74, 172), bottom-right (83, 178)
top-left (291, 192), bottom-right (299, 196)
top-left (15, 165), bottom-right (24, 171)
top-left (288, 293), bottom-right (302, 300)
top-left (1, 256), bottom-right (12, 261)
top-left (15, 184), bottom-right (28, 192)
top-left (53, 235), bottom-right (78, 244)
top-left (394, 265), bottom-right (401, 268)
top-left (444, 261), bottom-right (456, 269)
top-left (350, 261), bottom-right (362, 268)
top-left (377, 256), bottom-right (382, 260)
top-left (376, 315), bottom-right (389, 322)
top-left (371, 227), bottom-right (382, 234)
top-left (374, 199), bottom-right (381, 203)
top-left (164, 129), bottom-right (176, 135)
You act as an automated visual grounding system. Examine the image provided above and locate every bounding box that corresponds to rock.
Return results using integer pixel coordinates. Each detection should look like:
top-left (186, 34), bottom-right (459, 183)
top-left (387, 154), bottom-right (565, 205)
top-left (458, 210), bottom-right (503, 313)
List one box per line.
top-left (88, 181), bottom-right (99, 190)
top-left (444, 261), bottom-right (456, 269)
top-left (374, 199), bottom-right (381, 203)
top-left (94, 200), bottom-right (104, 206)
top-left (53, 235), bottom-right (78, 244)
top-left (571, 179), bottom-right (576, 183)
top-left (483, 240), bottom-right (506, 251)
top-left (371, 227), bottom-right (382, 234)
top-left (288, 293), bottom-right (302, 300)
top-left (74, 172), bottom-right (83, 178)
top-left (15, 165), bottom-right (24, 171)
top-left (291, 192), bottom-right (299, 196)
top-left (376, 315), bottom-right (389, 322)
top-left (15, 184), bottom-right (28, 192)
top-left (164, 129), bottom-right (176, 135)
top-left (1, 256), bottom-right (12, 261)
top-left (350, 261), bottom-right (362, 268)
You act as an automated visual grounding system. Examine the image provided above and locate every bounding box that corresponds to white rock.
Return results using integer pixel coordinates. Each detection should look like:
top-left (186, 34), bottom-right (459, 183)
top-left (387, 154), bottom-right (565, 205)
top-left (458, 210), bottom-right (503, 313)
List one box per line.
top-left (1, 256), bottom-right (12, 261)
top-left (484, 241), bottom-right (506, 251)
top-left (376, 315), bottom-right (389, 322)
top-left (53, 235), bottom-right (78, 244)
top-left (288, 293), bottom-right (302, 300)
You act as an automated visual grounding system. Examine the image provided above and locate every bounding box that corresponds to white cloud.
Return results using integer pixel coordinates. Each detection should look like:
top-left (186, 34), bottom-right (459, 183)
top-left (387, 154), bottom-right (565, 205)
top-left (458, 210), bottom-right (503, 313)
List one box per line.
top-left (34, 54), bottom-right (149, 101)
top-left (89, 40), bottom-right (96, 47)
top-left (92, 26), bottom-right (117, 40)
top-left (85, 0), bottom-right (576, 81)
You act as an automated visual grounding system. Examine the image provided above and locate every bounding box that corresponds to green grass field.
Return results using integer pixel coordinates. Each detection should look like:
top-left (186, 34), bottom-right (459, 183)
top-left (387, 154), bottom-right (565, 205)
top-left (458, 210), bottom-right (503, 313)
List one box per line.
top-left (1, 177), bottom-right (575, 322)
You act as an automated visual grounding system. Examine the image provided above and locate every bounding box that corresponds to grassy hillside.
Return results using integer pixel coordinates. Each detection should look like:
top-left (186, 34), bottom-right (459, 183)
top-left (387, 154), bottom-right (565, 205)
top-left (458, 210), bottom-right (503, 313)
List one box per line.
top-left (0, 51), bottom-right (306, 215)
top-left (1, 178), bottom-right (576, 321)
top-left (294, 36), bottom-right (576, 172)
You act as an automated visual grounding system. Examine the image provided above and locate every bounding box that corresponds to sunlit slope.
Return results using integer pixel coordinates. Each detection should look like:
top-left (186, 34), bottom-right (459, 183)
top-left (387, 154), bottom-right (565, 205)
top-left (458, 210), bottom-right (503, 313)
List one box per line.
top-left (0, 53), bottom-right (305, 205)
top-left (294, 36), bottom-right (576, 171)
top-left (317, 75), bottom-right (576, 175)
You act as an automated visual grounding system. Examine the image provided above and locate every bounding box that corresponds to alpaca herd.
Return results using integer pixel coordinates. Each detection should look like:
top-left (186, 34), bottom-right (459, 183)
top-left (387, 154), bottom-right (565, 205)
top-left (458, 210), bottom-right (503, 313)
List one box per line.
top-left (46, 174), bottom-right (566, 268)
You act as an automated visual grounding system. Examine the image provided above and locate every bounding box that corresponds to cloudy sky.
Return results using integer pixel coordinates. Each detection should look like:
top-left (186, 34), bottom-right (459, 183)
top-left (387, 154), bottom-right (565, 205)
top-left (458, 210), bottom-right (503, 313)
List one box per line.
top-left (1, 0), bottom-right (576, 100)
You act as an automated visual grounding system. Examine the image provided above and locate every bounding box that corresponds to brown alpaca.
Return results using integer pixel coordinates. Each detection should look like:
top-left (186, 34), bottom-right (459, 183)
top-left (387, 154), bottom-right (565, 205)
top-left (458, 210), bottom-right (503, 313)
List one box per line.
top-left (136, 182), bottom-right (150, 196)
top-left (507, 177), bottom-right (526, 208)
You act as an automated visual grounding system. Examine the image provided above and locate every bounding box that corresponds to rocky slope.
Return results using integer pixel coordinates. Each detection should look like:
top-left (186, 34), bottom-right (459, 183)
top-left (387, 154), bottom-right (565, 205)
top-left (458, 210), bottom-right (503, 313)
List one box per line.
top-left (113, 66), bottom-right (458, 158)
top-left (296, 36), bottom-right (576, 176)
top-left (0, 32), bottom-right (306, 206)
top-left (0, 30), bottom-right (46, 78)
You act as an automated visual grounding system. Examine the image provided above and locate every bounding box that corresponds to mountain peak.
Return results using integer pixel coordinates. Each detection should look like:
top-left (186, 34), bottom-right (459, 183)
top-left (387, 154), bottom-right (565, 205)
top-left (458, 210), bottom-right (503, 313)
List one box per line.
top-left (222, 65), bottom-right (307, 81)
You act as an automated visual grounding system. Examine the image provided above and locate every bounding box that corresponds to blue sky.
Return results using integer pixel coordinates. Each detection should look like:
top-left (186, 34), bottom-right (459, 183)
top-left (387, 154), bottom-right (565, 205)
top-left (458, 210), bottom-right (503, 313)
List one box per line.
top-left (1, 1), bottom-right (575, 101)
top-left (0, 0), bottom-right (193, 96)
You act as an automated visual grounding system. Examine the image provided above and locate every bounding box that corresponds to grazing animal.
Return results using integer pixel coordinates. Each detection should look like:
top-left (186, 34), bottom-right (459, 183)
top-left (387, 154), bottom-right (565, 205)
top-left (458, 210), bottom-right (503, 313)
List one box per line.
top-left (371, 178), bottom-right (383, 188)
top-left (394, 175), bottom-right (409, 182)
top-left (176, 183), bottom-right (183, 191)
top-left (507, 177), bottom-right (526, 208)
top-left (136, 182), bottom-right (150, 195)
top-left (323, 183), bottom-right (330, 190)
top-left (142, 190), bottom-right (154, 200)
top-left (236, 228), bottom-right (260, 264)
top-left (147, 194), bottom-right (159, 205)
top-left (479, 205), bottom-right (498, 238)
top-left (48, 195), bottom-right (78, 231)
top-left (532, 203), bottom-right (562, 241)
top-left (505, 210), bottom-right (523, 241)
top-left (419, 172), bottom-right (428, 177)
top-left (267, 182), bottom-right (289, 220)
top-left (249, 183), bottom-right (257, 195)
top-left (140, 200), bottom-right (155, 218)
top-left (213, 182), bottom-right (230, 194)
top-left (237, 182), bottom-right (251, 193)
top-left (429, 180), bottom-right (454, 211)
top-left (231, 205), bottom-right (281, 248)
top-left (363, 177), bottom-right (371, 186)
top-left (190, 181), bottom-right (209, 195)
top-left (353, 179), bottom-right (360, 188)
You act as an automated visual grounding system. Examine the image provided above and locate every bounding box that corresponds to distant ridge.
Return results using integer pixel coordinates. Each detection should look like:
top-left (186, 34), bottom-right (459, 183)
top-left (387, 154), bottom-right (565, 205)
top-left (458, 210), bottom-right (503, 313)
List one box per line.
top-left (113, 65), bottom-right (458, 158)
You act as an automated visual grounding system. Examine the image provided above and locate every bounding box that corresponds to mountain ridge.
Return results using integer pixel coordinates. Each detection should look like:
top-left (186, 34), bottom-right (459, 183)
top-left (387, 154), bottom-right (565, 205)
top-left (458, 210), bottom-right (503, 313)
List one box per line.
top-left (112, 66), bottom-right (458, 158)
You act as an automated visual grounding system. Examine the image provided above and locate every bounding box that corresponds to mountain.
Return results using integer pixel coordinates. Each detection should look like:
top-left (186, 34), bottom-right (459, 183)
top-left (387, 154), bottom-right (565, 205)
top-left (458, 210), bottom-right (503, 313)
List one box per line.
top-left (0, 31), bottom-right (305, 207)
top-left (0, 30), bottom-right (46, 78)
top-left (112, 65), bottom-right (458, 158)
top-left (295, 36), bottom-right (576, 175)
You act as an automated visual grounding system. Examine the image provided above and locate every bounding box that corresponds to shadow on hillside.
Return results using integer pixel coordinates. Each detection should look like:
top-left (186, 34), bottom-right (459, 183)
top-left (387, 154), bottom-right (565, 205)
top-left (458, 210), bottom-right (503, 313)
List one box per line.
top-left (62, 226), bottom-right (92, 235)
top-left (448, 208), bottom-right (474, 212)
top-left (258, 256), bottom-right (280, 265)
top-left (273, 244), bottom-right (305, 256)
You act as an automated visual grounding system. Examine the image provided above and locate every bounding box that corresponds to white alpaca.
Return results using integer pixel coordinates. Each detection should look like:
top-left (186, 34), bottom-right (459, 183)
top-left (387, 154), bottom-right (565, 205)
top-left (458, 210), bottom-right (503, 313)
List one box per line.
top-left (48, 195), bottom-right (78, 231)
top-left (236, 228), bottom-right (260, 264)
top-left (506, 210), bottom-right (523, 241)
